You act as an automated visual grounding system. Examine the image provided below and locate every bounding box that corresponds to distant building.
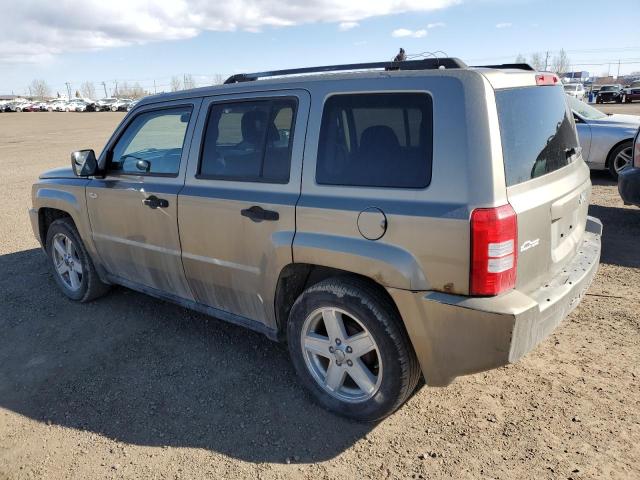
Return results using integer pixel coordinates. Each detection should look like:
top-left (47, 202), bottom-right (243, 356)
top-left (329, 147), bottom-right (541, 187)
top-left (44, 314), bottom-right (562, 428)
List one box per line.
top-left (0, 94), bottom-right (19, 101)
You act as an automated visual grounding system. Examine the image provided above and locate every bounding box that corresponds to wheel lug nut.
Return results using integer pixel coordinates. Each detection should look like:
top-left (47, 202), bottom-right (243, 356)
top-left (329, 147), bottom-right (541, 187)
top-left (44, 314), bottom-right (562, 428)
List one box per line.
top-left (335, 339), bottom-right (341, 345)
top-left (329, 346), bottom-right (335, 353)
top-left (336, 361), bottom-right (342, 366)
top-left (346, 346), bottom-right (352, 353)
top-left (347, 360), bottom-right (353, 367)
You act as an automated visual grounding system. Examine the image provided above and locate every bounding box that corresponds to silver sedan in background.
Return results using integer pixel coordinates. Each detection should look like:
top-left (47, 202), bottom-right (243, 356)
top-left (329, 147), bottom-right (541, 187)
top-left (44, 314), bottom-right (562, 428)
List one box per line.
top-left (568, 95), bottom-right (639, 179)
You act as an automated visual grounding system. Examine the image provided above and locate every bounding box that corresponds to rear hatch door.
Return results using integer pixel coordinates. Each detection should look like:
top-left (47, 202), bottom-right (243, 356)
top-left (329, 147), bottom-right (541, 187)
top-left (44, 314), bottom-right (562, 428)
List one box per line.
top-left (495, 84), bottom-right (591, 294)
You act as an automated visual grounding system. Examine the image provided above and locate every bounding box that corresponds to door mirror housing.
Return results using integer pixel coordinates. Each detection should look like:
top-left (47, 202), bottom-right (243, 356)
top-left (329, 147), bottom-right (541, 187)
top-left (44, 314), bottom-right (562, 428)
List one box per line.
top-left (71, 149), bottom-right (98, 176)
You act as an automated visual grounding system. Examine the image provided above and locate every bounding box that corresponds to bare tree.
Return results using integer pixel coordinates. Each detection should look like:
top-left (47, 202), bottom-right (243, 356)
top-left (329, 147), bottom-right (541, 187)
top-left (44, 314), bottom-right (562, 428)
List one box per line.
top-left (551, 49), bottom-right (570, 77)
top-left (515, 53), bottom-right (527, 64)
top-left (29, 79), bottom-right (51, 99)
top-left (213, 73), bottom-right (225, 85)
top-left (80, 81), bottom-right (96, 99)
top-left (170, 76), bottom-right (182, 92)
top-left (118, 82), bottom-right (146, 98)
top-left (529, 52), bottom-right (544, 71)
top-left (183, 74), bottom-right (196, 90)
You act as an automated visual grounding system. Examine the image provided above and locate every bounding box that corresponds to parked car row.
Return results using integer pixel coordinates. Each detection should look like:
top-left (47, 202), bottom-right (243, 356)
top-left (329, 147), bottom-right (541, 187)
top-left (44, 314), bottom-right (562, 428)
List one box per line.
top-left (563, 81), bottom-right (640, 104)
top-left (0, 98), bottom-right (140, 112)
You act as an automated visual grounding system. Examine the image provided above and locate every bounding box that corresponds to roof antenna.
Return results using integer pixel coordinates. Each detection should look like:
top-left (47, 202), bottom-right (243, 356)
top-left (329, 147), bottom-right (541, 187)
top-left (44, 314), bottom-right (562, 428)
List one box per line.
top-left (393, 48), bottom-right (406, 62)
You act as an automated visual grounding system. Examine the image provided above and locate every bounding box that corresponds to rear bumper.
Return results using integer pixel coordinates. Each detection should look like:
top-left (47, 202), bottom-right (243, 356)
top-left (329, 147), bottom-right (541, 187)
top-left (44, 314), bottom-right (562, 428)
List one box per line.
top-left (618, 167), bottom-right (640, 206)
top-left (388, 216), bottom-right (602, 386)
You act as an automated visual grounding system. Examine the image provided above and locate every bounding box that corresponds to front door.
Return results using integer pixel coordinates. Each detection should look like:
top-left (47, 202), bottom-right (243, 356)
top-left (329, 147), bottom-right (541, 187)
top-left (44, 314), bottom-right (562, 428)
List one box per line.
top-left (87, 100), bottom-right (201, 299)
top-left (574, 117), bottom-right (592, 164)
top-left (178, 90), bottom-right (310, 328)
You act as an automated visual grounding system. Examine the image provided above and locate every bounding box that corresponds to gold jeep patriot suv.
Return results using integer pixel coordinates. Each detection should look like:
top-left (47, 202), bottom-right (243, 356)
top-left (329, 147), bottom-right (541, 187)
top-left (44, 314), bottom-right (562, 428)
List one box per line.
top-left (30, 58), bottom-right (602, 421)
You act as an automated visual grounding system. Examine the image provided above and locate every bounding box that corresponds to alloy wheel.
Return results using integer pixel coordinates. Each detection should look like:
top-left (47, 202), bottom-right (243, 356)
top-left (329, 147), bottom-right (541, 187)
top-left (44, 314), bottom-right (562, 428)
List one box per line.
top-left (51, 233), bottom-right (83, 291)
top-left (613, 146), bottom-right (633, 173)
top-left (301, 307), bottom-right (382, 403)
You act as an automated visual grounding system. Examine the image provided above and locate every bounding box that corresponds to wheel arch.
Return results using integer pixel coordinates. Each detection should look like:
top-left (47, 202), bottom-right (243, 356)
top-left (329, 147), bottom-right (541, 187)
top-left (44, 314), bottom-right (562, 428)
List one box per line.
top-left (605, 137), bottom-right (634, 168)
top-left (273, 263), bottom-right (405, 341)
top-left (38, 207), bottom-right (74, 248)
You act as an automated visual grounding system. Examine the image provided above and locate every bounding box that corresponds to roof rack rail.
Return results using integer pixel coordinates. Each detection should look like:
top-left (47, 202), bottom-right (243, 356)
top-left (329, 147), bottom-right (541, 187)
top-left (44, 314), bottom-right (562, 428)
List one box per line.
top-left (474, 63), bottom-right (535, 71)
top-left (224, 57), bottom-right (468, 84)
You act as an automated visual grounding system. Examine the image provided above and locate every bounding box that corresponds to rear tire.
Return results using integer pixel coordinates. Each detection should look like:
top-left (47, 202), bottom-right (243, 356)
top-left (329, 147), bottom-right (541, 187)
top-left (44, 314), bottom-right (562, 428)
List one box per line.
top-left (287, 277), bottom-right (420, 422)
top-left (46, 218), bottom-right (110, 302)
top-left (607, 140), bottom-right (633, 180)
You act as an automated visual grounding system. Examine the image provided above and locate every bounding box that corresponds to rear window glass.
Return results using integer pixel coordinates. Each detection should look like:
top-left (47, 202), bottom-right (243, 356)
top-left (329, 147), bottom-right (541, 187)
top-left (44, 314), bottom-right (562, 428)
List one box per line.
top-left (316, 93), bottom-right (433, 188)
top-left (496, 86), bottom-right (579, 186)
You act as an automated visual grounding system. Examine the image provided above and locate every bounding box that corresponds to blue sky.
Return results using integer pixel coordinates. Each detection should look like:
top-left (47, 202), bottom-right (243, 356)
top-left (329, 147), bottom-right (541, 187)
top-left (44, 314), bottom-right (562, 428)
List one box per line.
top-left (2, 0), bottom-right (639, 97)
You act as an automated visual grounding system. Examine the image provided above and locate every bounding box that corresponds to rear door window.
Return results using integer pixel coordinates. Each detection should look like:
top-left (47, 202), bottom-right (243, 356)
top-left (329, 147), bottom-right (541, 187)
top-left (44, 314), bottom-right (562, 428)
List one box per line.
top-left (496, 86), bottom-right (579, 186)
top-left (316, 93), bottom-right (433, 188)
top-left (198, 99), bottom-right (296, 183)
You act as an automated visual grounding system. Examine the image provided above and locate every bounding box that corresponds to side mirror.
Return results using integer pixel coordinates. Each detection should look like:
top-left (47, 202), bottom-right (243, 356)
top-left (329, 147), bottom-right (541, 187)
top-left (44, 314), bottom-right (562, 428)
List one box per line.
top-left (136, 159), bottom-right (151, 173)
top-left (71, 149), bottom-right (98, 176)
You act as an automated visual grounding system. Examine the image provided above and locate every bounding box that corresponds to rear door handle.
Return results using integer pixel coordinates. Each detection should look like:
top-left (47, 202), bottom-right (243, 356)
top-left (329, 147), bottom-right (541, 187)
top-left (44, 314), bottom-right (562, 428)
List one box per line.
top-left (241, 205), bottom-right (279, 222)
top-left (143, 195), bottom-right (169, 209)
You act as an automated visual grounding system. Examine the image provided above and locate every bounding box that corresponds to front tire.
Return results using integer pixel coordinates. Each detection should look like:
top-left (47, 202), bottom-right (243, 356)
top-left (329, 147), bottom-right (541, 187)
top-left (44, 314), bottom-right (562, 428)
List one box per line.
top-left (46, 218), bottom-right (110, 302)
top-left (287, 277), bottom-right (420, 421)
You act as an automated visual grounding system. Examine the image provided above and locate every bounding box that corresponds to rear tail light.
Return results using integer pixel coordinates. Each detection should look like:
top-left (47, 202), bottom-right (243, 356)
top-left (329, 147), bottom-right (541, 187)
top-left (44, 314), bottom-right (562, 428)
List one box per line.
top-left (536, 73), bottom-right (559, 86)
top-left (634, 130), bottom-right (640, 168)
top-left (470, 204), bottom-right (518, 296)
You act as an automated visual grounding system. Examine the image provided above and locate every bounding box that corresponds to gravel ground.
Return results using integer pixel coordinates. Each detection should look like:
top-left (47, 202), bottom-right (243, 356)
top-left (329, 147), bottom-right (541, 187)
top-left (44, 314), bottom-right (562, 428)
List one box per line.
top-left (0, 107), bottom-right (639, 480)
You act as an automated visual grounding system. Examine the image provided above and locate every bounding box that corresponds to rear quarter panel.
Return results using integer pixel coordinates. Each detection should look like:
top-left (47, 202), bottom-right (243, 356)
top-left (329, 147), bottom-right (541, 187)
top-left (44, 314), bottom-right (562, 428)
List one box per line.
top-left (295, 71), bottom-right (507, 294)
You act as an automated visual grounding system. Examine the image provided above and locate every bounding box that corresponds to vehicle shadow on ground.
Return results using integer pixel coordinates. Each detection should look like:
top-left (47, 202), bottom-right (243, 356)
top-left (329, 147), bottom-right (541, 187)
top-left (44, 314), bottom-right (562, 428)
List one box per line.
top-left (589, 203), bottom-right (640, 268)
top-left (0, 249), bottom-right (372, 463)
top-left (590, 170), bottom-right (616, 187)
top-left (587, 171), bottom-right (640, 269)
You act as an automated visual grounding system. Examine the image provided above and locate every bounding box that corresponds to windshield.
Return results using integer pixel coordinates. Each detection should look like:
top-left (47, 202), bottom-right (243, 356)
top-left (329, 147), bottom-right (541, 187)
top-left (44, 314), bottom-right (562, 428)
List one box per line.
top-left (566, 95), bottom-right (607, 120)
top-left (600, 86), bottom-right (618, 92)
top-left (496, 85), bottom-right (579, 186)
top-left (563, 85), bottom-right (577, 91)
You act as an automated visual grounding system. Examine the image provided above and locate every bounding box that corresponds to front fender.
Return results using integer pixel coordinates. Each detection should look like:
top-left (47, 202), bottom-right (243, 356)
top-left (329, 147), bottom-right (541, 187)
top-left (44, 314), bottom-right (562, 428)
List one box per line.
top-left (31, 179), bottom-right (101, 268)
top-left (292, 232), bottom-right (429, 290)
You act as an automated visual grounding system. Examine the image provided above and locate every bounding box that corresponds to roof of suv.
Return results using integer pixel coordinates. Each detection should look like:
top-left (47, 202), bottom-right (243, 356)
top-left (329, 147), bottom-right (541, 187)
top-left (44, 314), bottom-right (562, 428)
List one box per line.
top-left (136, 58), bottom-right (541, 108)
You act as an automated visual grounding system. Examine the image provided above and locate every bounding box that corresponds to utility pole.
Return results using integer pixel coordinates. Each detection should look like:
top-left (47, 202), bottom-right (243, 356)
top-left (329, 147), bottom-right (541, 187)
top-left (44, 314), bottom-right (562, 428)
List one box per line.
top-left (113, 80), bottom-right (118, 98)
top-left (65, 82), bottom-right (72, 101)
top-left (153, 79), bottom-right (157, 94)
top-left (617, 59), bottom-right (621, 79)
top-left (544, 51), bottom-right (550, 71)
top-left (101, 81), bottom-right (108, 97)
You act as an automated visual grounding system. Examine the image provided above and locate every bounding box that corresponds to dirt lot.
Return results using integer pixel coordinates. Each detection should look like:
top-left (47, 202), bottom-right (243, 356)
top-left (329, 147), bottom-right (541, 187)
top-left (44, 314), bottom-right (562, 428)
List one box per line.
top-left (0, 106), bottom-right (639, 480)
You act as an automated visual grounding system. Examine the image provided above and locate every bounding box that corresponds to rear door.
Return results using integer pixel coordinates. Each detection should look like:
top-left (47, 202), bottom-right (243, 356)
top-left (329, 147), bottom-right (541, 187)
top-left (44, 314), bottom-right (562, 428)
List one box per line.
top-left (87, 100), bottom-right (201, 299)
top-left (495, 84), bottom-right (591, 293)
top-left (178, 90), bottom-right (310, 329)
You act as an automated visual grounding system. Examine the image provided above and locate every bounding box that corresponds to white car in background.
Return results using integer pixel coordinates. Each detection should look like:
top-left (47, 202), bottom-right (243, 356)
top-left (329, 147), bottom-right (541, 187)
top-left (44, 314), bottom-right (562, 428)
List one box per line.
top-left (564, 83), bottom-right (585, 101)
top-left (567, 95), bottom-right (639, 178)
top-left (48, 100), bottom-right (68, 112)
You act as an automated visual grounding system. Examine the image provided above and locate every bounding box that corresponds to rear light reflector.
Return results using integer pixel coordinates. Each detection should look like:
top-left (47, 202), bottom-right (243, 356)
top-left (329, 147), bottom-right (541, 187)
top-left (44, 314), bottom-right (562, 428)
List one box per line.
top-left (470, 204), bottom-right (518, 296)
top-left (536, 74), bottom-right (559, 86)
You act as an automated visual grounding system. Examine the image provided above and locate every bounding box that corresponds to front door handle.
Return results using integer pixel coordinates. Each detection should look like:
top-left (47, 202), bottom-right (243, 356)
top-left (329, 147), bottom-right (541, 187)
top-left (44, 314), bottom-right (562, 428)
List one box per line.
top-left (241, 205), bottom-right (279, 222)
top-left (143, 195), bottom-right (169, 209)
